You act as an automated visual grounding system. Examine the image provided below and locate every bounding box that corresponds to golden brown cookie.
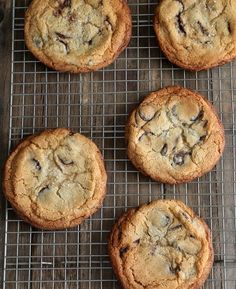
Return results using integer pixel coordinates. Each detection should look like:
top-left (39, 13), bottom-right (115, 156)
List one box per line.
top-left (24, 0), bottom-right (132, 73)
top-left (126, 86), bottom-right (225, 184)
top-left (109, 199), bottom-right (214, 289)
top-left (154, 0), bottom-right (236, 71)
top-left (3, 128), bottom-right (107, 230)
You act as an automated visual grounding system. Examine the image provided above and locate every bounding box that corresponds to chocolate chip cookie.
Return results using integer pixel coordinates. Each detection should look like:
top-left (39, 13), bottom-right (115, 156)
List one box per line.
top-left (24, 0), bottom-right (132, 73)
top-left (3, 129), bottom-right (107, 230)
top-left (109, 199), bottom-right (214, 289)
top-left (154, 0), bottom-right (236, 70)
top-left (126, 86), bottom-right (225, 184)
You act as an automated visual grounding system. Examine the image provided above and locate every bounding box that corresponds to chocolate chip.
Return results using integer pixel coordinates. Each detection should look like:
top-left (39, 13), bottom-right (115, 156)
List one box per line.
top-left (32, 158), bottom-right (41, 171)
top-left (133, 239), bottom-right (140, 244)
top-left (58, 39), bottom-right (69, 52)
top-left (227, 21), bottom-right (232, 34)
top-left (88, 39), bottom-right (93, 45)
top-left (197, 21), bottom-right (209, 36)
top-left (59, 0), bottom-right (71, 8)
top-left (191, 110), bottom-right (204, 122)
top-left (175, 0), bottom-right (186, 36)
top-left (199, 135), bottom-right (206, 141)
top-left (120, 246), bottom-right (129, 258)
top-left (171, 105), bottom-right (178, 117)
top-left (56, 32), bottom-right (70, 39)
top-left (176, 13), bottom-right (186, 35)
top-left (38, 185), bottom-right (49, 195)
top-left (173, 151), bottom-right (186, 166)
top-left (138, 131), bottom-right (155, 141)
top-left (33, 37), bottom-right (43, 48)
top-left (203, 120), bottom-right (208, 128)
top-left (58, 156), bottom-right (74, 166)
top-left (170, 265), bottom-right (180, 274)
top-left (160, 215), bottom-right (171, 227)
top-left (169, 224), bottom-right (182, 231)
top-left (160, 144), bottom-right (168, 156)
top-left (105, 16), bottom-right (112, 26)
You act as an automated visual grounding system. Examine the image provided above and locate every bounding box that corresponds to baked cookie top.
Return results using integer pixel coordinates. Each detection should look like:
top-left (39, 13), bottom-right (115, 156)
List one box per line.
top-left (126, 86), bottom-right (225, 184)
top-left (154, 0), bottom-right (236, 70)
top-left (109, 200), bottom-right (214, 289)
top-left (24, 0), bottom-right (132, 73)
top-left (3, 129), bottom-right (107, 229)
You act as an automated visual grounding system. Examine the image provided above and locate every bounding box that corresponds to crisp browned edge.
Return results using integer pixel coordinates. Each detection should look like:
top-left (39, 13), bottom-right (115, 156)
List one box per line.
top-left (125, 86), bottom-right (225, 185)
top-left (2, 128), bottom-right (108, 230)
top-left (153, 2), bottom-right (236, 71)
top-left (108, 199), bottom-right (214, 289)
top-left (24, 0), bottom-right (132, 73)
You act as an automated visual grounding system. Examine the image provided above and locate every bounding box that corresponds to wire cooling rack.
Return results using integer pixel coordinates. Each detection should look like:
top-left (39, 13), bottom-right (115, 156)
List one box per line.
top-left (4, 0), bottom-right (236, 288)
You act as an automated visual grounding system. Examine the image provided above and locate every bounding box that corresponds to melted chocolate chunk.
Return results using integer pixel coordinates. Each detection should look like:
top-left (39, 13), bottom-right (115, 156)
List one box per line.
top-left (32, 158), bottom-right (41, 171)
top-left (58, 156), bottom-right (74, 166)
top-left (197, 21), bottom-right (209, 36)
top-left (138, 131), bottom-right (155, 141)
top-left (88, 39), bottom-right (93, 45)
top-left (199, 135), bottom-right (207, 141)
top-left (160, 144), bottom-right (168, 156)
top-left (105, 16), bottom-right (112, 26)
top-left (227, 21), bottom-right (232, 34)
top-left (58, 39), bottom-right (69, 52)
top-left (173, 151), bottom-right (187, 166)
top-left (133, 238), bottom-right (140, 244)
top-left (56, 32), bottom-right (70, 39)
top-left (120, 246), bottom-right (129, 258)
top-left (191, 109), bottom-right (204, 122)
top-left (175, 0), bottom-right (186, 36)
top-left (171, 105), bottom-right (178, 117)
top-left (59, 0), bottom-right (71, 8)
top-left (163, 215), bottom-right (171, 226)
top-left (203, 120), bottom-right (208, 128)
top-left (169, 224), bottom-right (182, 231)
top-left (176, 12), bottom-right (186, 35)
top-left (38, 185), bottom-right (49, 195)
top-left (170, 264), bottom-right (180, 274)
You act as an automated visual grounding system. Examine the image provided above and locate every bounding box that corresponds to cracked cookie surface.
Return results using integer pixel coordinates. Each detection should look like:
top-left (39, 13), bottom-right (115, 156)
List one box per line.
top-left (109, 199), bottom-right (214, 289)
top-left (24, 0), bottom-right (132, 73)
top-left (126, 86), bottom-right (225, 184)
top-left (3, 128), bottom-right (107, 229)
top-left (154, 0), bottom-right (236, 70)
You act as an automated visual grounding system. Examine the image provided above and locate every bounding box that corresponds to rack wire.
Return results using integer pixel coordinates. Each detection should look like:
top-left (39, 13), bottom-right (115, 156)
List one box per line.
top-left (3, 0), bottom-right (236, 288)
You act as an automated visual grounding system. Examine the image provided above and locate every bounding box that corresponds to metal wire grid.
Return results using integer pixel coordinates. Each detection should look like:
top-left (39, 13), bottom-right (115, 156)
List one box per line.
top-left (3, 0), bottom-right (236, 288)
